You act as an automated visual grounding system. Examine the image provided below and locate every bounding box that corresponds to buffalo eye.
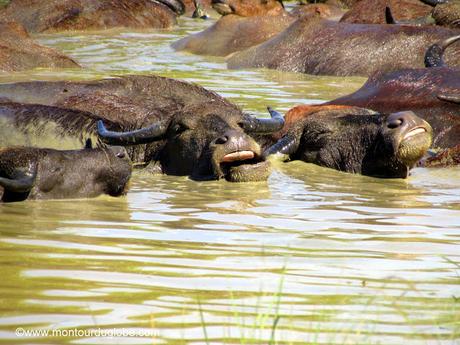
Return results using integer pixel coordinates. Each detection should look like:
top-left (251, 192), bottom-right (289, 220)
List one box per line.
top-left (172, 123), bottom-right (189, 135)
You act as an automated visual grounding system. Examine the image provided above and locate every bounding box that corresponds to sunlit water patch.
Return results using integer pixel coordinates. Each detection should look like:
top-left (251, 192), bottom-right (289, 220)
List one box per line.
top-left (0, 15), bottom-right (459, 345)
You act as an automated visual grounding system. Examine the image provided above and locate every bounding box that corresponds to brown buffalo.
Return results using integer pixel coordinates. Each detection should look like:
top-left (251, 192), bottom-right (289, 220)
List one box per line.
top-left (264, 105), bottom-right (433, 178)
top-left (0, 138), bottom-right (132, 203)
top-left (227, 16), bottom-right (460, 76)
top-left (341, 0), bottom-right (460, 28)
top-left (327, 35), bottom-right (460, 149)
top-left (172, 0), bottom-right (343, 56)
top-left (432, 2), bottom-right (460, 28)
top-left (340, 0), bottom-right (433, 24)
top-left (0, 21), bottom-right (80, 72)
top-left (421, 144), bottom-right (460, 167)
top-left (0, 0), bottom-right (185, 33)
top-left (0, 75), bottom-right (283, 182)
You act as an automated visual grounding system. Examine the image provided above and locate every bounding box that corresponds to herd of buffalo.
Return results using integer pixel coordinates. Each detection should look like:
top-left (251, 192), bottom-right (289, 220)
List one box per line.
top-left (0, 0), bottom-right (459, 202)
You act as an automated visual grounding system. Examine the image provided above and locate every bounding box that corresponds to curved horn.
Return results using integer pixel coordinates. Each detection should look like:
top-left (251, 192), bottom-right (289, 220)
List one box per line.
top-left (425, 34), bottom-right (460, 67)
top-left (264, 133), bottom-right (299, 158)
top-left (437, 93), bottom-right (460, 104)
top-left (0, 163), bottom-right (37, 193)
top-left (97, 120), bottom-right (167, 146)
top-left (419, 0), bottom-right (447, 6)
top-left (156, 0), bottom-right (186, 15)
top-left (240, 107), bottom-right (285, 134)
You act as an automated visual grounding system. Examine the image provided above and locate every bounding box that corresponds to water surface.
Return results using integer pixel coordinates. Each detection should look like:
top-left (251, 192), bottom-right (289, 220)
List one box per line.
top-left (0, 16), bottom-right (459, 345)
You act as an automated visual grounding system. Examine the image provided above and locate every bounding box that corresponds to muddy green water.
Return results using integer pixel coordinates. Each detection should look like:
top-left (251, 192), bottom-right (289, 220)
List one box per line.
top-left (0, 17), bottom-right (459, 345)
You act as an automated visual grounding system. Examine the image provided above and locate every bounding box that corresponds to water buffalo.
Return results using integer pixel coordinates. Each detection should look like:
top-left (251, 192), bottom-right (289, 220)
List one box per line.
top-left (0, 142), bottom-right (132, 203)
top-left (0, 75), bottom-right (283, 182)
top-left (340, 0), bottom-right (433, 24)
top-left (0, 0), bottom-right (185, 33)
top-left (327, 35), bottom-right (460, 149)
top-left (227, 16), bottom-right (460, 76)
top-left (421, 144), bottom-right (460, 167)
top-left (0, 21), bottom-right (80, 72)
top-left (265, 106), bottom-right (433, 178)
top-left (341, 0), bottom-right (460, 28)
top-left (172, 0), bottom-right (343, 56)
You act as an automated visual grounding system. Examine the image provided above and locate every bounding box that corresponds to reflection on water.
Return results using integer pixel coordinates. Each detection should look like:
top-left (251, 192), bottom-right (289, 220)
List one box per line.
top-left (0, 16), bottom-right (459, 345)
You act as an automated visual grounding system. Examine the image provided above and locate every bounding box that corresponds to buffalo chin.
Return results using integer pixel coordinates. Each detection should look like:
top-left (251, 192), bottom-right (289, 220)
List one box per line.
top-left (397, 128), bottom-right (433, 168)
top-left (221, 159), bottom-right (271, 182)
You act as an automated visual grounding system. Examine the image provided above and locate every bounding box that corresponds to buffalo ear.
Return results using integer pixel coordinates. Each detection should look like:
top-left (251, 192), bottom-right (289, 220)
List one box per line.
top-left (437, 93), bottom-right (460, 104)
top-left (385, 7), bottom-right (397, 24)
top-left (84, 138), bottom-right (93, 149)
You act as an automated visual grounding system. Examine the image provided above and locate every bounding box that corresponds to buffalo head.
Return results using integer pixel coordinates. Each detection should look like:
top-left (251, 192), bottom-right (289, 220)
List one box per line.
top-left (265, 106), bottom-right (433, 178)
top-left (97, 103), bottom-right (284, 182)
top-left (0, 144), bottom-right (132, 202)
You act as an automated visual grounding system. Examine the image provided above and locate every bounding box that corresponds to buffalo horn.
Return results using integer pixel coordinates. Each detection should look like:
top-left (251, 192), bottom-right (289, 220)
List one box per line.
top-left (437, 93), bottom-right (460, 104)
top-left (240, 107), bottom-right (285, 133)
top-left (425, 34), bottom-right (460, 67)
top-left (419, 0), bottom-right (447, 6)
top-left (97, 120), bottom-right (167, 145)
top-left (156, 0), bottom-right (186, 15)
top-left (0, 163), bottom-right (37, 193)
top-left (264, 133), bottom-right (299, 158)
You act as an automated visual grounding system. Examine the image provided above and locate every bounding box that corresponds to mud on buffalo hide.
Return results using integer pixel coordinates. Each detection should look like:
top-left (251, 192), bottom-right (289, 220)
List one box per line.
top-left (328, 67), bottom-right (460, 149)
top-left (172, 3), bottom-right (345, 57)
top-left (265, 106), bottom-right (433, 178)
top-left (340, 0), bottom-right (433, 24)
top-left (227, 17), bottom-right (460, 76)
top-left (0, 0), bottom-right (180, 33)
top-left (0, 145), bottom-right (132, 202)
top-left (0, 75), bottom-right (239, 161)
top-left (0, 75), bottom-right (282, 182)
top-left (0, 21), bottom-right (80, 72)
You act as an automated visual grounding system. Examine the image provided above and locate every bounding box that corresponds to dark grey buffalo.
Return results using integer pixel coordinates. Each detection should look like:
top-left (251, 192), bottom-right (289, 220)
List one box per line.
top-left (0, 142), bottom-right (132, 203)
top-left (0, 75), bottom-right (283, 182)
top-left (265, 106), bottom-right (433, 178)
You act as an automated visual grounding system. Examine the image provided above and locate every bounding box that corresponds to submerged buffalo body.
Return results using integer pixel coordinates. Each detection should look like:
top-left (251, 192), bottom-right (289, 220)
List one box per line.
top-left (327, 36), bottom-right (460, 149)
top-left (172, 0), bottom-right (343, 57)
top-left (340, 0), bottom-right (433, 24)
top-left (172, 0), bottom-right (290, 56)
top-left (0, 75), bottom-right (283, 182)
top-left (0, 144), bottom-right (132, 202)
top-left (341, 0), bottom-right (460, 28)
top-left (0, 21), bottom-right (80, 72)
top-left (227, 17), bottom-right (460, 76)
top-left (0, 0), bottom-right (185, 33)
top-left (328, 67), bottom-right (460, 149)
top-left (265, 106), bottom-right (433, 178)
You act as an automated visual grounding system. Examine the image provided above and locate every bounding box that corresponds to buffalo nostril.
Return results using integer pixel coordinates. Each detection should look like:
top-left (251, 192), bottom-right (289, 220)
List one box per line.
top-left (214, 136), bottom-right (228, 145)
top-left (387, 118), bottom-right (403, 129)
